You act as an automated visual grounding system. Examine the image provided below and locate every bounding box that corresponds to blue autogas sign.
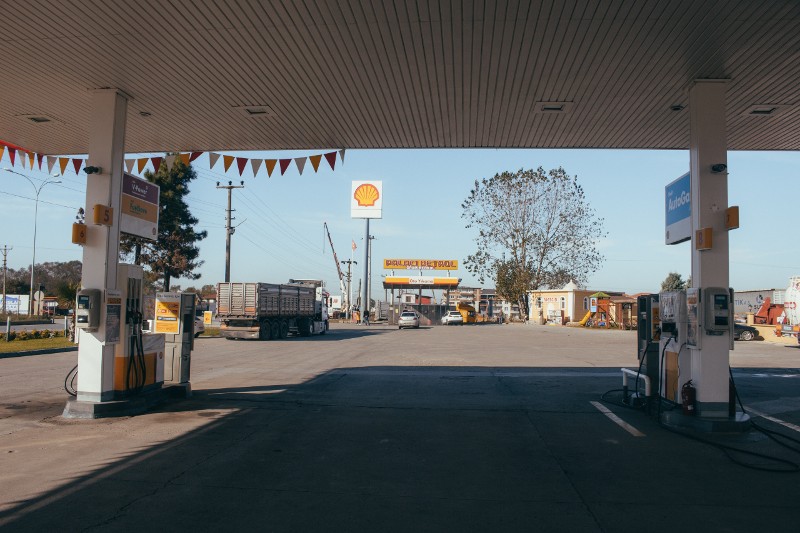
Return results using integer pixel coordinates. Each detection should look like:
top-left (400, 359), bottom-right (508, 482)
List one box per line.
top-left (665, 172), bottom-right (691, 245)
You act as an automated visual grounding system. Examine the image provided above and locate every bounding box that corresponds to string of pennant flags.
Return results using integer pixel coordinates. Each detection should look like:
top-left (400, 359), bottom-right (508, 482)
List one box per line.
top-left (1, 140), bottom-right (345, 178)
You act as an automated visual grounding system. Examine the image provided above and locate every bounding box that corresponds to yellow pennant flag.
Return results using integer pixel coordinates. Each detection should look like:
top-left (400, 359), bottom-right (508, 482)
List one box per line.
top-left (0, 145), bottom-right (5, 162)
top-left (309, 154), bottom-right (322, 172)
top-left (179, 153), bottom-right (190, 166)
top-left (223, 155), bottom-right (234, 172)
top-left (28, 152), bottom-right (35, 168)
top-left (59, 157), bottom-right (69, 175)
top-left (137, 158), bottom-right (148, 173)
top-left (265, 159), bottom-right (277, 177)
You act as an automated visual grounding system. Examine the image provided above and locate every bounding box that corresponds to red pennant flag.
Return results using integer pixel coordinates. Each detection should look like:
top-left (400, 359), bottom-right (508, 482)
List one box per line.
top-left (324, 151), bottom-right (336, 170)
top-left (236, 157), bottom-right (248, 176)
top-left (37, 153), bottom-right (44, 169)
top-left (151, 156), bottom-right (163, 171)
top-left (190, 151), bottom-right (203, 162)
top-left (279, 158), bottom-right (292, 175)
top-left (72, 158), bottom-right (83, 174)
top-left (8, 148), bottom-right (16, 166)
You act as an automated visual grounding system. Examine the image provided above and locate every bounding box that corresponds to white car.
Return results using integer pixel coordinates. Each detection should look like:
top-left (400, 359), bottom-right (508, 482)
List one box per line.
top-left (194, 317), bottom-right (205, 338)
top-left (398, 311), bottom-right (420, 329)
top-left (441, 311), bottom-right (464, 326)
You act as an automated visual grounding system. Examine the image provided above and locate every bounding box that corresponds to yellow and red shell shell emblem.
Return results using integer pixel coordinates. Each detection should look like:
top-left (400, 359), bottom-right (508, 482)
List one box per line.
top-left (354, 183), bottom-right (380, 207)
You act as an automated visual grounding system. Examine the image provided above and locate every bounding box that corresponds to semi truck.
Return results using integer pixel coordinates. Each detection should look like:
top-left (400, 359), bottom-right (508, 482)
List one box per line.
top-left (217, 281), bottom-right (329, 340)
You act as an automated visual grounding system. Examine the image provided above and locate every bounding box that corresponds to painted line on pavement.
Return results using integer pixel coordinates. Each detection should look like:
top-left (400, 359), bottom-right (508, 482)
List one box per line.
top-left (590, 401), bottom-right (645, 437)
top-left (746, 407), bottom-right (800, 434)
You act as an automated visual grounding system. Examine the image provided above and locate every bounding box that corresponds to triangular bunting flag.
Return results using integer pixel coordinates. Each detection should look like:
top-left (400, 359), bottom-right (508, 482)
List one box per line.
top-left (47, 156), bottom-right (56, 174)
top-left (324, 151), bottom-right (336, 170)
top-left (190, 151), bottom-right (203, 162)
top-left (151, 157), bottom-right (163, 172)
top-left (37, 153), bottom-right (44, 170)
top-left (339, 149), bottom-right (346, 163)
top-left (125, 159), bottom-right (135, 173)
top-left (28, 152), bottom-right (35, 169)
top-left (279, 158), bottom-right (292, 175)
top-left (20, 152), bottom-right (27, 168)
top-left (179, 153), bottom-right (190, 166)
top-left (236, 157), bottom-right (248, 176)
top-left (265, 159), bottom-right (277, 177)
top-left (165, 154), bottom-right (177, 170)
top-left (8, 148), bottom-right (17, 166)
top-left (223, 155), bottom-right (234, 172)
top-left (59, 157), bottom-right (69, 175)
top-left (294, 157), bottom-right (306, 175)
top-left (72, 158), bottom-right (83, 174)
top-left (0, 146), bottom-right (4, 163)
top-left (251, 159), bottom-right (262, 176)
top-left (209, 152), bottom-right (220, 169)
top-left (137, 158), bottom-right (148, 173)
top-left (309, 154), bottom-right (322, 172)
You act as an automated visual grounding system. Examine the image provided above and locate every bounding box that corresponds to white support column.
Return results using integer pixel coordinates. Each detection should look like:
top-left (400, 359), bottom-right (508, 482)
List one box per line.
top-left (688, 80), bottom-right (730, 418)
top-left (76, 89), bottom-right (129, 403)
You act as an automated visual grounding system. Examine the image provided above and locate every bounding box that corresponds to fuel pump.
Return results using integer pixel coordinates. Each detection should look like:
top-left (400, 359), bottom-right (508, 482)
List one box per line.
top-left (658, 290), bottom-right (692, 403)
top-left (154, 292), bottom-right (195, 393)
top-left (114, 264), bottom-right (165, 397)
top-left (636, 294), bottom-right (660, 397)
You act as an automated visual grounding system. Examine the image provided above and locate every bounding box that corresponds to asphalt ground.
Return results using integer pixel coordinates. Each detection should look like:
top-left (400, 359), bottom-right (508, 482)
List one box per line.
top-left (1, 323), bottom-right (799, 532)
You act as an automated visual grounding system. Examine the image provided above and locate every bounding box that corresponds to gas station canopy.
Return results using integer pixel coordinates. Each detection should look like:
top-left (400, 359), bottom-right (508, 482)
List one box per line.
top-left (2, 0), bottom-right (799, 155)
top-left (383, 276), bottom-right (460, 292)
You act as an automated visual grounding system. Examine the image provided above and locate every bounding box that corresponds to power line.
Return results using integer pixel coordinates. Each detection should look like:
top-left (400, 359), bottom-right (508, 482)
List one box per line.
top-left (0, 190), bottom-right (77, 210)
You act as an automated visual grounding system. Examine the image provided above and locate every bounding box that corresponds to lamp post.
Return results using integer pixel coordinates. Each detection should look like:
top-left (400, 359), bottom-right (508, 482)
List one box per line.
top-left (2, 168), bottom-right (61, 316)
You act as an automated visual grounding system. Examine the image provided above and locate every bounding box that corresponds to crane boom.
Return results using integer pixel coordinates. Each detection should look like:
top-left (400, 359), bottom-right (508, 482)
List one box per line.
top-left (324, 222), bottom-right (347, 298)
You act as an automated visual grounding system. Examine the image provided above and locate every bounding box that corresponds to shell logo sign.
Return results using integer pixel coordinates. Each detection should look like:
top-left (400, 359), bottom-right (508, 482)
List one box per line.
top-left (351, 180), bottom-right (383, 219)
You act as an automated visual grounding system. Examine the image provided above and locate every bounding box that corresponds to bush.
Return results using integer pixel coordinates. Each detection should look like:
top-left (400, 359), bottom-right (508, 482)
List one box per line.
top-left (17, 331), bottom-right (29, 341)
top-left (0, 332), bottom-right (4, 341)
top-left (29, 329), bottom-right (41, 339)
top-left (40, 329), bottom-right (52, 339)
top-left (52, 330), bottom-right (63, 338)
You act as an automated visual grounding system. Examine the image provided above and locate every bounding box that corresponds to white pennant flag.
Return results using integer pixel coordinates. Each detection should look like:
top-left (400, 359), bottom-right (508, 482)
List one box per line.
top-left (339, 149), bottom-right (346, 163)
top-left (294, 157), bottom-right (306, 175)
top-left (47, 156), bottom-right (56, 174)
top-left (125, 159), bottom-right (135, 173)
top-left (165, 154), bottom-right (177, 170)
top-left (209, 152), bottom-right (220, 169)
top-left (251, 159), bottom-right (262, 176)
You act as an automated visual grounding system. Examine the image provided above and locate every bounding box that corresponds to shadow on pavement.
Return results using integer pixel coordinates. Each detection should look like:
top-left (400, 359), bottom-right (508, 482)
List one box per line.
top-left (2, 366), bottom-right (799, 532)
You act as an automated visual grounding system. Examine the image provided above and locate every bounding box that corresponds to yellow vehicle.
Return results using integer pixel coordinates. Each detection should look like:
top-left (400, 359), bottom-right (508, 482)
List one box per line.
top-left (456, 302), bottom-right (477, 324)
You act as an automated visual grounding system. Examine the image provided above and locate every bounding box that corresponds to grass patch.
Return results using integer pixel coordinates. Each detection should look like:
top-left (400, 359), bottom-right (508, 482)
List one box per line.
top-left (0, 336), bottom-right (74, 354)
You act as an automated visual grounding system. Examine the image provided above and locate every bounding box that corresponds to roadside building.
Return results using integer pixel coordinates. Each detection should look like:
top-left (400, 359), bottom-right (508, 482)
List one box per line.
top-left (528, 281), bottom-right (625, 325)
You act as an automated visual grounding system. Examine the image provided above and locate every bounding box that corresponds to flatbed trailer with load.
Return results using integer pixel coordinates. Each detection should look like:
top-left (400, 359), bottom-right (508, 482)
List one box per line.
top-left (217, 281), bottom-right (329, 340)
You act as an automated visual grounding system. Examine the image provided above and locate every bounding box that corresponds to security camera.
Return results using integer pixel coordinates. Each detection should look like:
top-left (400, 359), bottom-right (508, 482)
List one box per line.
top-left (711, 164), bottom-right (727, 173)
top-left (83, 166), bottom-right (102, 174)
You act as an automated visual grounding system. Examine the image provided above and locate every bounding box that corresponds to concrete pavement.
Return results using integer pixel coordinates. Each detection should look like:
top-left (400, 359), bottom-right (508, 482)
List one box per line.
top-left (1, 324), bottom-right (799, 531)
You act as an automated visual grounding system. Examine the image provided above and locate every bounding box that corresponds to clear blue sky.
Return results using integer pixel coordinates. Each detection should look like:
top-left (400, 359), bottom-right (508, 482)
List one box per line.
top-left (1, 148), bottom-right (797, 298)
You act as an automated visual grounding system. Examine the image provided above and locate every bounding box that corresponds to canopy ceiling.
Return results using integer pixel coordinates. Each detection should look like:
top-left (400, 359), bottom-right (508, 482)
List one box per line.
top-left (1, 0), bottom-right (798, 155)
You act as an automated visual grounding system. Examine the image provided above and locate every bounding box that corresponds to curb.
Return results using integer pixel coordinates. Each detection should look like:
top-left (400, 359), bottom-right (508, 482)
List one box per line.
top-left (0, 346), bottom-right (78, 359)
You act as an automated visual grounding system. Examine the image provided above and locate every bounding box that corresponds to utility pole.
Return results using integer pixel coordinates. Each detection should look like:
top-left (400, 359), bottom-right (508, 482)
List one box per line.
top-left (216, 180), bottom-right (244, 282)
top-left (341, 259), bottom-right (357, 320)
top-left (1, 245), bottom-right (11, 314)
top-left (367, 234), bottom-right (375, 317)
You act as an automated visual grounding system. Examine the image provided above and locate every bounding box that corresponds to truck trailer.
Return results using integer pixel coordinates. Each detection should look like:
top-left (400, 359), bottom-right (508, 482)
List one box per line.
top-left (217, 281), bottom-right (329, 340)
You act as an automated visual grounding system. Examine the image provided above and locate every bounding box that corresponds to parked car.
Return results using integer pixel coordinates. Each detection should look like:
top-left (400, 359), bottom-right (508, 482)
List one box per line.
top-left (398, 311), bottom-right (420, 329)
top-left (733, 323), bottom-right (758, 341)
top-left (194, 316), bottom-right (205, 338)
top-left (441, 311), bottom-right (464, 326)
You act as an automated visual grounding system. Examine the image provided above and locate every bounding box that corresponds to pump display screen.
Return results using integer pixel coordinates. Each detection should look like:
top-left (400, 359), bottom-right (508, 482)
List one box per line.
top-left (713, 294), bottom-right (729, 325)
top-left (78, 295), bottom-right (90, 309)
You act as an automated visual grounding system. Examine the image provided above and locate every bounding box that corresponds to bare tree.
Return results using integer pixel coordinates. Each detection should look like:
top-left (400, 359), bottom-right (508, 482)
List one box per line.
top-left (462, 167), bottom-right (606, 320)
